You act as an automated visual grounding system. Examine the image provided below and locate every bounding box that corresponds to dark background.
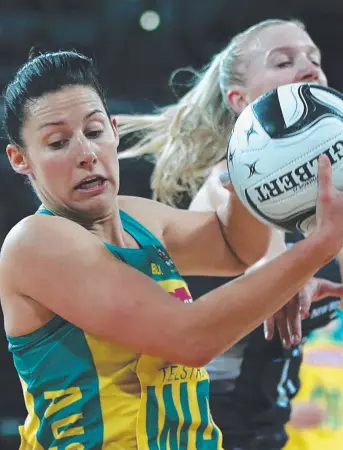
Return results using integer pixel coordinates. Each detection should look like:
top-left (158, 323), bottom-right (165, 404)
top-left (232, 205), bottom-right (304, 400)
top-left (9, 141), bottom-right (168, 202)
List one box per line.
top-left (0, 1), bottom-right (342, 447)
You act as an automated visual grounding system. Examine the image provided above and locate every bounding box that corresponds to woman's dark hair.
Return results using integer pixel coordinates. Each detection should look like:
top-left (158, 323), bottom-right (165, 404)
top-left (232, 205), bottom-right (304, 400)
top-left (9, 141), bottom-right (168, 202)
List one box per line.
top-left (3, 50), bottom-right (111, 148)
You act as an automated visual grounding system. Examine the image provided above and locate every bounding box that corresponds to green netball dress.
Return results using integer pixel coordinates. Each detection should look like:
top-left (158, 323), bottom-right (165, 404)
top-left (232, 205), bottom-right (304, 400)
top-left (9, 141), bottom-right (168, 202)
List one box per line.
top-left (8, 208), bottom-right (223, 450)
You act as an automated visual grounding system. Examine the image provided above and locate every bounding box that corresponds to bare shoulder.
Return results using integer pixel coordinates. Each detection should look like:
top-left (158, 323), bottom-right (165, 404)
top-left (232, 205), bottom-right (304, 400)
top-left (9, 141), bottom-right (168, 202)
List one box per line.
top-left (0, 214), bottom-right (97, 285)
top-left (0, 214), bottom-right (91, 335)
top-left (118, 195), bottom-right (172, 242)
top-left (1, 214), bottom-right (91, 258)
top-left (190, 160), bottom-right (229, 212)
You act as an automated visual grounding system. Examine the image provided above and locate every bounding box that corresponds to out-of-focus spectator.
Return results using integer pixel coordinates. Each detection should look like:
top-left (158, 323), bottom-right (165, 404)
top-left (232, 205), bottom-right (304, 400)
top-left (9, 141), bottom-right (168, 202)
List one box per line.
top-left (285, 311), bottom-right (343, 450)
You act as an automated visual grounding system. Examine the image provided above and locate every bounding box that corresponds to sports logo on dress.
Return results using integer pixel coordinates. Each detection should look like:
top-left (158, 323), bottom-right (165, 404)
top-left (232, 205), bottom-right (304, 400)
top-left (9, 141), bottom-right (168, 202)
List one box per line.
top-left (158, 279), bottom-right (193, 304)
top-left (154, 246), bottom-right (177, 271)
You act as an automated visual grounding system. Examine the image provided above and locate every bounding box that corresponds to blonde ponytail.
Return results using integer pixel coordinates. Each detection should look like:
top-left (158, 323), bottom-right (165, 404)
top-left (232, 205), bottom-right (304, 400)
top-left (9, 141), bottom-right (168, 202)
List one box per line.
top-left (118, 50), bottom-right (235, 205)
top-left (117, 18), bottom-right (305, 206)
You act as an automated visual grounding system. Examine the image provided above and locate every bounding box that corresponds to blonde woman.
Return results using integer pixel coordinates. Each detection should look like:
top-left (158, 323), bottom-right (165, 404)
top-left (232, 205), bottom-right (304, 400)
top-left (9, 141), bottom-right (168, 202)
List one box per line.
top-left (117, 19), bottom-right (342, 449)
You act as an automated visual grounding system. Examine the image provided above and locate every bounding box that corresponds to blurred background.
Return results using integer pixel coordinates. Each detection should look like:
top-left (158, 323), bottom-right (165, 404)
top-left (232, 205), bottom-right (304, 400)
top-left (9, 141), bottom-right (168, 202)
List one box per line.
top-left (0, 1), bottom-right (342, 448)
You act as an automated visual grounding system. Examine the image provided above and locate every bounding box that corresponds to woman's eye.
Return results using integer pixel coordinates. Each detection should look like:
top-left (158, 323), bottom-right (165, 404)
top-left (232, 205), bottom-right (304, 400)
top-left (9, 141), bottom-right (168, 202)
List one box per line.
top-left (49, 140), bottom-right (67, 150)
top-left (276, 61), bottom-right (292, 68)
top-left (86, 130), bottom-right (103, 139)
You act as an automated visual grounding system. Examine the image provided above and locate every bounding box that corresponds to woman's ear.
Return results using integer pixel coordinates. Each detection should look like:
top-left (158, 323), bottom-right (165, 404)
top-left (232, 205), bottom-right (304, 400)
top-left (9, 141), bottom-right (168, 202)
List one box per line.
top-left (6, 144), bottom-right (32, 175)
top-left (226, 87), bottom-right (249, 114)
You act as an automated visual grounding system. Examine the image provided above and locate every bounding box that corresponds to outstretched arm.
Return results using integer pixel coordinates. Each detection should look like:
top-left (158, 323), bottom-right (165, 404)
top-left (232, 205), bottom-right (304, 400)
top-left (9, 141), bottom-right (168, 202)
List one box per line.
top-left (2, 156), bottom-right (343, 367)
top-left (0, 210), bottom-right (337, 368)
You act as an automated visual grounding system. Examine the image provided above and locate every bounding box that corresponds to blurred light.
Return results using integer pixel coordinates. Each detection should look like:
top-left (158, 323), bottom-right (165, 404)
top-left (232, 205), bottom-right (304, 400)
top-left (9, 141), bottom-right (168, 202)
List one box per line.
top-left (140, 10), bottom-right (160, 31)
